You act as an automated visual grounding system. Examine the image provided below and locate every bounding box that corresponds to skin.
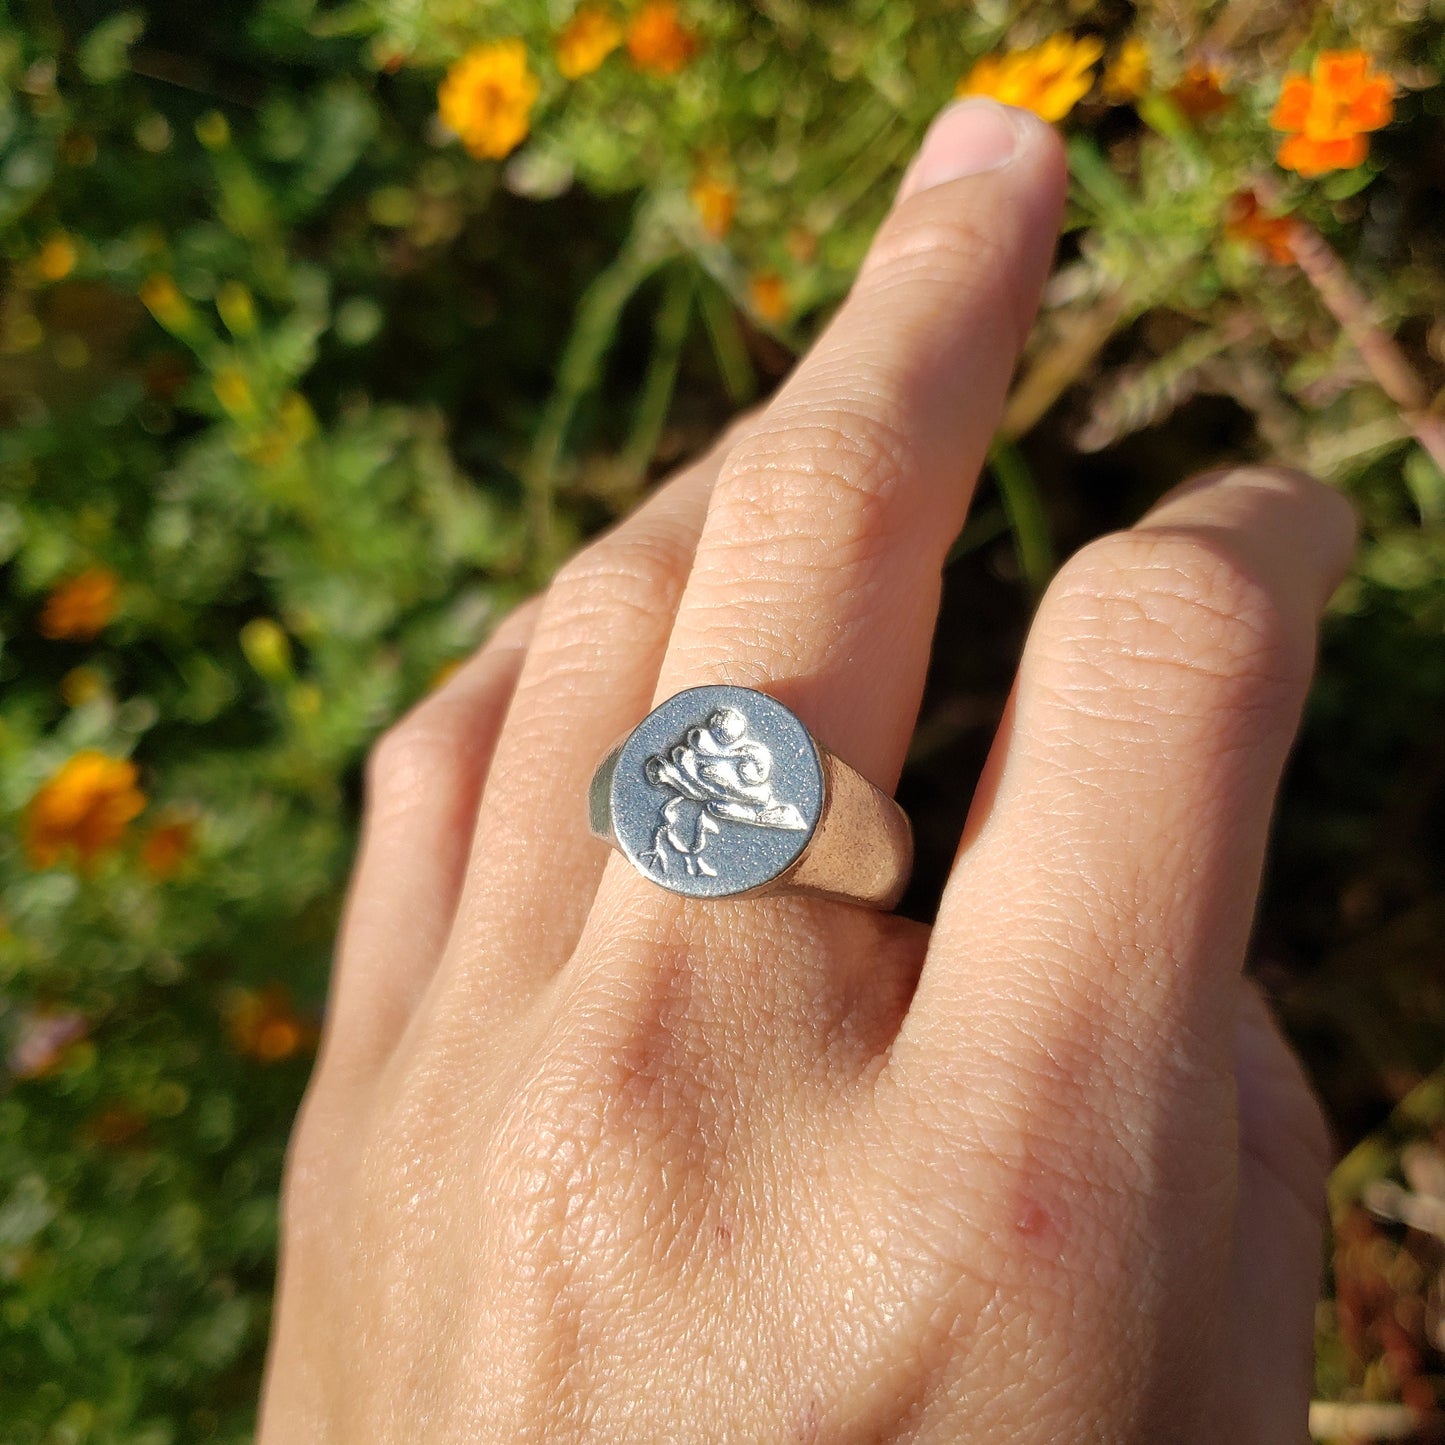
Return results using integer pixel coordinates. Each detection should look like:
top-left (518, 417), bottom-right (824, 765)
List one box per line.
top-left (259, 100), bottom-right (1356, 1443)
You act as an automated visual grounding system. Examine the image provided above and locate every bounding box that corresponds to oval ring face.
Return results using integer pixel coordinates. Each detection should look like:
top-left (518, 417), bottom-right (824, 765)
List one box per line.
top-left (610, 685), bottom-right (823, 898)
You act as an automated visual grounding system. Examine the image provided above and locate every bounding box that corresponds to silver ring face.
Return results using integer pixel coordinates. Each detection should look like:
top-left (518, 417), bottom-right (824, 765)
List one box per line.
top-left (609, 685), bottom-right (824, 899)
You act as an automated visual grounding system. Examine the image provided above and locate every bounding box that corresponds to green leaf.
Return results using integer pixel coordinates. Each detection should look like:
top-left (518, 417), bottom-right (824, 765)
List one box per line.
top-left (989, 438), bottom-right (1055, 598)
top-left (1404, 447), bottom-right (1445, 523)
top-left (77, 11), bottom-right (145, 84)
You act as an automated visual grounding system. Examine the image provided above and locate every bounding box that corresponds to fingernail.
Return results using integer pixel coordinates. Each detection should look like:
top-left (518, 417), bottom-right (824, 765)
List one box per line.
top-left (899, 99), bottom-right (1027, 201)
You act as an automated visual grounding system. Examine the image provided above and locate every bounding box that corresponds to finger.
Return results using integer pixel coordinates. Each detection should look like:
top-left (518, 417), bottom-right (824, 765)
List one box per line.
top-left (645, 99), bottom-right (1067, 794)
top-left (911, 465), bottom-right (1356, 1045)
top-left (322, 596), bottom-right (541, 1071)
top-left (1227, 978), bottom-right (1331, 1443)
top-left (439, 426), bottom-right (746, 1004)
top-left (879, 468), bottom-right (1350, 1438)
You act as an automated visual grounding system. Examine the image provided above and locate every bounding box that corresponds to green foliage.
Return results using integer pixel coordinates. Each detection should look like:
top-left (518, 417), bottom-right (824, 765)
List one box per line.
top-left (0, 1), bottom-right (1443, 1438)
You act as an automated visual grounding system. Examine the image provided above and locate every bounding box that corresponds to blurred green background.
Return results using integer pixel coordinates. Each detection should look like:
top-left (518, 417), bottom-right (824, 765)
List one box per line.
top-left (1, 2), bottom-right (1443, 1440)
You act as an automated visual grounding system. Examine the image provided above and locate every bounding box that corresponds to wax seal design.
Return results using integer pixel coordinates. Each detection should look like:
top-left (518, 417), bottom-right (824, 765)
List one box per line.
top-left (640, 705), bottom-right (807, 878)
top-left (597, 685), bottom-right (825, 899)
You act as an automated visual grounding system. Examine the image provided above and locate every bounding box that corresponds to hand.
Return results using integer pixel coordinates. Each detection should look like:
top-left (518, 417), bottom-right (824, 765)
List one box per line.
top-left (259, 99), bottom-right (1355, 1442)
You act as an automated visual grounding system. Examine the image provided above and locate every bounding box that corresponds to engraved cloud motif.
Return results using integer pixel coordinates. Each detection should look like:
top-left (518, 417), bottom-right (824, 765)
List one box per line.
top-left (641, 706), bottom-right (807, 877)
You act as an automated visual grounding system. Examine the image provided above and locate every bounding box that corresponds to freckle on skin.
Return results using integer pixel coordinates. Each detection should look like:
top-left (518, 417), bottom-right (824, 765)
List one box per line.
top-left (714, 1218), bottom-right (732, 1250)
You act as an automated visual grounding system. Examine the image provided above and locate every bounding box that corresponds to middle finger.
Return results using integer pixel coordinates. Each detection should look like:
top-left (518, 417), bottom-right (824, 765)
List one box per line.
top-left (647, 100), bottom-right (1065, 803)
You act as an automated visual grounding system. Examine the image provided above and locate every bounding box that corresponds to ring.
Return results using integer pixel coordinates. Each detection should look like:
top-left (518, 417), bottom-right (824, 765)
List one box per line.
top-left (588, 685), bottom-right (912, 909)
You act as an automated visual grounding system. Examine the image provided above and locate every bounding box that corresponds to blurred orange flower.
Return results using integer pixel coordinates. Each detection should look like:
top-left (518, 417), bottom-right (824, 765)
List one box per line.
top-left (438, 40), bottom-right (540, 160)
top-left (958, 34), bottom-right (1104, 123)
top-left (40, 567), bottom-right (119, 640)
top-left (141, 818), bottom-right (195, 879)
top-left (1102, 36), bottom-right (1150, 104)
top-left (1225, 190), bottom-right (1298, 264)
top-left (35, 233), bottom-right (78, 282)
top-left (226, 987), bottom-right (318, 1063)
top-left (627, 1), bottom-right (698, 77)
top-left (689, 174), bottom-right (737, 239)
top-left (1271, 50), bottom-right (1395, 178)
top-left (749, 270), bottom-right (789, 323)
top-left (557, 6), bottom-right (622, 80)
top-left (1169, 57), bottom-right (1232, 120)
top-left (83, 1103), bottom-right (148, 1148)
top-left (25, 752), bottom-right (146, 869)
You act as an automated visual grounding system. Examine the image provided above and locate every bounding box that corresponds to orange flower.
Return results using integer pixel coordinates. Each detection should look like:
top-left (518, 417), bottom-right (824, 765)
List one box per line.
top-left (557, 6), bottom-right (622, 80)
top-left (785, 227), bottom-right (818, 263)
top-left (627, 1), bottom-right (698, 77)
top-left (957, 34), bottom-right (1104, 123)
top-left (226, 986), bottom-right (318, 1063)
top-left (83, 1103), bottom-right (148, 1148)
top-left (748, 270), bottom-right (789, 324)
top-left (1102, 36), bottom-right (1150, 104)
top-left (141, 818), bottom-right (195, 879)
top-left (1271, 50), bottom-right (1395, 178)
top-left (40, 567), bottom-right (119, 640)
top-left (689, 174), bottom-right (737, 239)
top-left (1168, 57), bottom-right (1232, 120)
top-left (35, 232), bottom-right (78, 282)
top-left (438, 40), bottom-right (540, 161)
top-left (25, 752), bottom-right (146, 869)
top-left (1224, 190), bottom-right (1299, 265)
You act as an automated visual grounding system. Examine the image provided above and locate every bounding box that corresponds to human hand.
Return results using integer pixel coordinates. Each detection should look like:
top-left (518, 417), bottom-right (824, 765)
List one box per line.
top-left (259, 99), bottom-right (1355, 1442)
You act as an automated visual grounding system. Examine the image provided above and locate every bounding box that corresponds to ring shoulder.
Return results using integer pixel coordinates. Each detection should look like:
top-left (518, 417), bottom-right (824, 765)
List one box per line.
top-left (588, 744), bottom-right (624, 842)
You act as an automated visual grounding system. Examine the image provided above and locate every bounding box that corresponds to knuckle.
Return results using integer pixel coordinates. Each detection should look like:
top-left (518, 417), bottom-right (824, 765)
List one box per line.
top-left (706, 406), bottom-right (912, 567)
top-left (365, 708), bottom-right (465, 818)
top-left (277, 1085), bottom-right (343, 1248)
top-left (860, 210), bottom-right (1037, 356)
top-left (1040, 527), bottom-right (1310, 712)
top-left (543, 520), bottom-right (692, 630)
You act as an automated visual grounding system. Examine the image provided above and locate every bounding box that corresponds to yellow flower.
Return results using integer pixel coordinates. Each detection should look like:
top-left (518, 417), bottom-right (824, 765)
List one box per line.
top-left (40, 567), bottom-right (119, 640)
top-left (438, 40), bottom-right (540, 161)
top-left (556, 6), bottom-right (622, 80)
top-left (25, 752), bottom-right (146, 870)
top-left (689, 174), bottom-right (737, 239)
top-left (240, 618), bottom-right (293, 679)
top-left (627, 1), bottom-right (698, 77)
top-left (957, 33), bottom-right (1104, 123)
top-left (1103, 37), bottom-right (1150, 103)
top-left (35, 233), bottom-right (78, 282)
top-left (60, 666), bottom-right (106, 707)
top-left (216, 280), bottom-right (256, 335)
top-left (212, 366), bottom-right (254, 416)
top-left (748, 270), bottom-right (789, 324)
top-left (139, 273), bottom-right (192, 329)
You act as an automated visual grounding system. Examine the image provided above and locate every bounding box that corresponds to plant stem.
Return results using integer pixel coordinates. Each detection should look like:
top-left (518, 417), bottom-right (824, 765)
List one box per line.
top-left (698, 277), bottom-right (757, 406)
top-left (1001, 289), bottom-right (1129, 440)
top-left (989, 438), bottom-right (1054, 597)
top-left (619, 263), bottom-right (695, 488)
top-left (1266, 193), bottom-right (1445, 477)
top-left (522, 203), bottom-right (676, 574)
